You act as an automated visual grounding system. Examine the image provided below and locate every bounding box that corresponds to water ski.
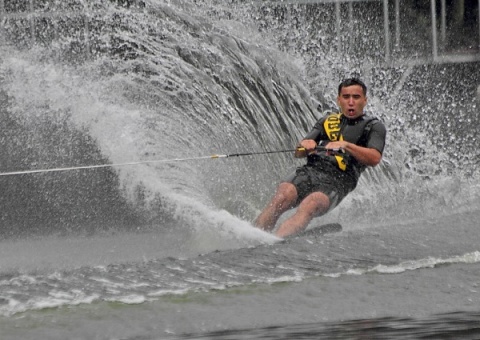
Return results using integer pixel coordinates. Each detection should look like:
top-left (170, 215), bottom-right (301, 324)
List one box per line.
top-left (292, 222), bottom-right (342, 238)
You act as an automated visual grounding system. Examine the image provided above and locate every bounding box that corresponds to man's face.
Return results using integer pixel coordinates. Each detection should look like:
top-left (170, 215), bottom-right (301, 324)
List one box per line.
top-left (337, 85), bottom-right (367, 119)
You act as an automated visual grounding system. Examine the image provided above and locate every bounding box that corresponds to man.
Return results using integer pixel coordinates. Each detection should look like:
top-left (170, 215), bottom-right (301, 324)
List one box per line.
top-left (254, 78), bottom-right (386, 238)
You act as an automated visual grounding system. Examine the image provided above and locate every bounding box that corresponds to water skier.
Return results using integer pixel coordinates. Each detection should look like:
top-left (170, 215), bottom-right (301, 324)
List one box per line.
top-left (254, 78), bottom-right (387, 238)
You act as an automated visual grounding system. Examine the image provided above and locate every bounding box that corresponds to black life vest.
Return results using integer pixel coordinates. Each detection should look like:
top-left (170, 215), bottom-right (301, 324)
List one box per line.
top-left (322, 112), bottom-right (378, 171)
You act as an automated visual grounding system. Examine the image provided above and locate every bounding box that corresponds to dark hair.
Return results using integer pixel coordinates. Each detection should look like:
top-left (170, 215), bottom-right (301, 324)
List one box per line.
top-left (338, 78), bottom-right (367, 96)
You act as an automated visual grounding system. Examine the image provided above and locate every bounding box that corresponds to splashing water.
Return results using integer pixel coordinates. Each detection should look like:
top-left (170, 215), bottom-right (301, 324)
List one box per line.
top-left (0, 0), bottom-right (478, 249)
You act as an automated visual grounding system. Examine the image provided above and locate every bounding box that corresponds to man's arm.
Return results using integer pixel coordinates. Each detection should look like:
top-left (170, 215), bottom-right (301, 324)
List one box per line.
top-left (326, 141), bottom-right (382, 166)
top-left (332, 119), bottom-right (386, 166)
top-left (294, 116), bottom-right (329, 158)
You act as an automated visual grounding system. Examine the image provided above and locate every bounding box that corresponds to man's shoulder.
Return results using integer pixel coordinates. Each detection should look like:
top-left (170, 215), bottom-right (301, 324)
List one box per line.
top-left (362, 114), bottom-right (380, 122)
top-left (362, 115), bottom-right (387, 153)
top-left (360, 114), bottom-right (384, 128)
top-left (318, 110), bottom-right (338, 119)
top-left (311, 110), bottom-right (336, 127)
top-left (364, 116), bottom-right (386, 132)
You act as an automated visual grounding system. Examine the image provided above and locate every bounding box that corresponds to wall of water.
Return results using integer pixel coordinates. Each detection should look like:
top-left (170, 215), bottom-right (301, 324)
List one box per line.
top-left (0, 0), bottom-right (478, 240)
top-left (217, 0), bottom-right (480, 226)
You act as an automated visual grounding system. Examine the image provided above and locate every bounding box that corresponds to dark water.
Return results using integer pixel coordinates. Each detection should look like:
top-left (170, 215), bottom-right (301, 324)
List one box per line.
top-left (174, 313), bottom-right (480, 339)
top-left (0, 0), bottom-right (479, 339)
top-left (173, 312), bottom-right (480, 340)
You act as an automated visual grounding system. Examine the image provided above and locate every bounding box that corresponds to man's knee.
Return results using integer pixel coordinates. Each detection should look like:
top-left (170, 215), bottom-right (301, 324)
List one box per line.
top-left (298, 192), bottom-right (330, 216)
top-left (277, 182), bottom-right (297, 198)
top-left (273, 182), bottom-right (298, 207)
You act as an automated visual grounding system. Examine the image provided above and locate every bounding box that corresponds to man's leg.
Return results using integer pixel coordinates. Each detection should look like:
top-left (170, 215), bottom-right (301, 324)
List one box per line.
top-left (254, 182), bottom-right (298, 232)
top-left (275, 191), bottom-right (330, 238)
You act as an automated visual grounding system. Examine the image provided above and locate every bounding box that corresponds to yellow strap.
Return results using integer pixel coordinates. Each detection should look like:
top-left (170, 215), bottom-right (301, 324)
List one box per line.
top-left (323, 113), bottom-right (346, 171)
top-left (334, 155), bottom-right (347, 171)
top-left (323, 113), bottom-right (344, 142)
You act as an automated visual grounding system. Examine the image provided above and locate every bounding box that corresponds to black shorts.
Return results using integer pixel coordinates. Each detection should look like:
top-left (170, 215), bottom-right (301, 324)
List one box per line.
top-left (284, 164), bottom-right (354, 210)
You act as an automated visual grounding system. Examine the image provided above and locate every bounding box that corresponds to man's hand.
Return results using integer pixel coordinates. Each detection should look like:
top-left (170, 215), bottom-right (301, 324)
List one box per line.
top-left (295, 139), bottom-right (317, 158)
top-left (325, 141), bottom-right (382, 166)
top-left (324, 141), bottom-right (348, 153)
